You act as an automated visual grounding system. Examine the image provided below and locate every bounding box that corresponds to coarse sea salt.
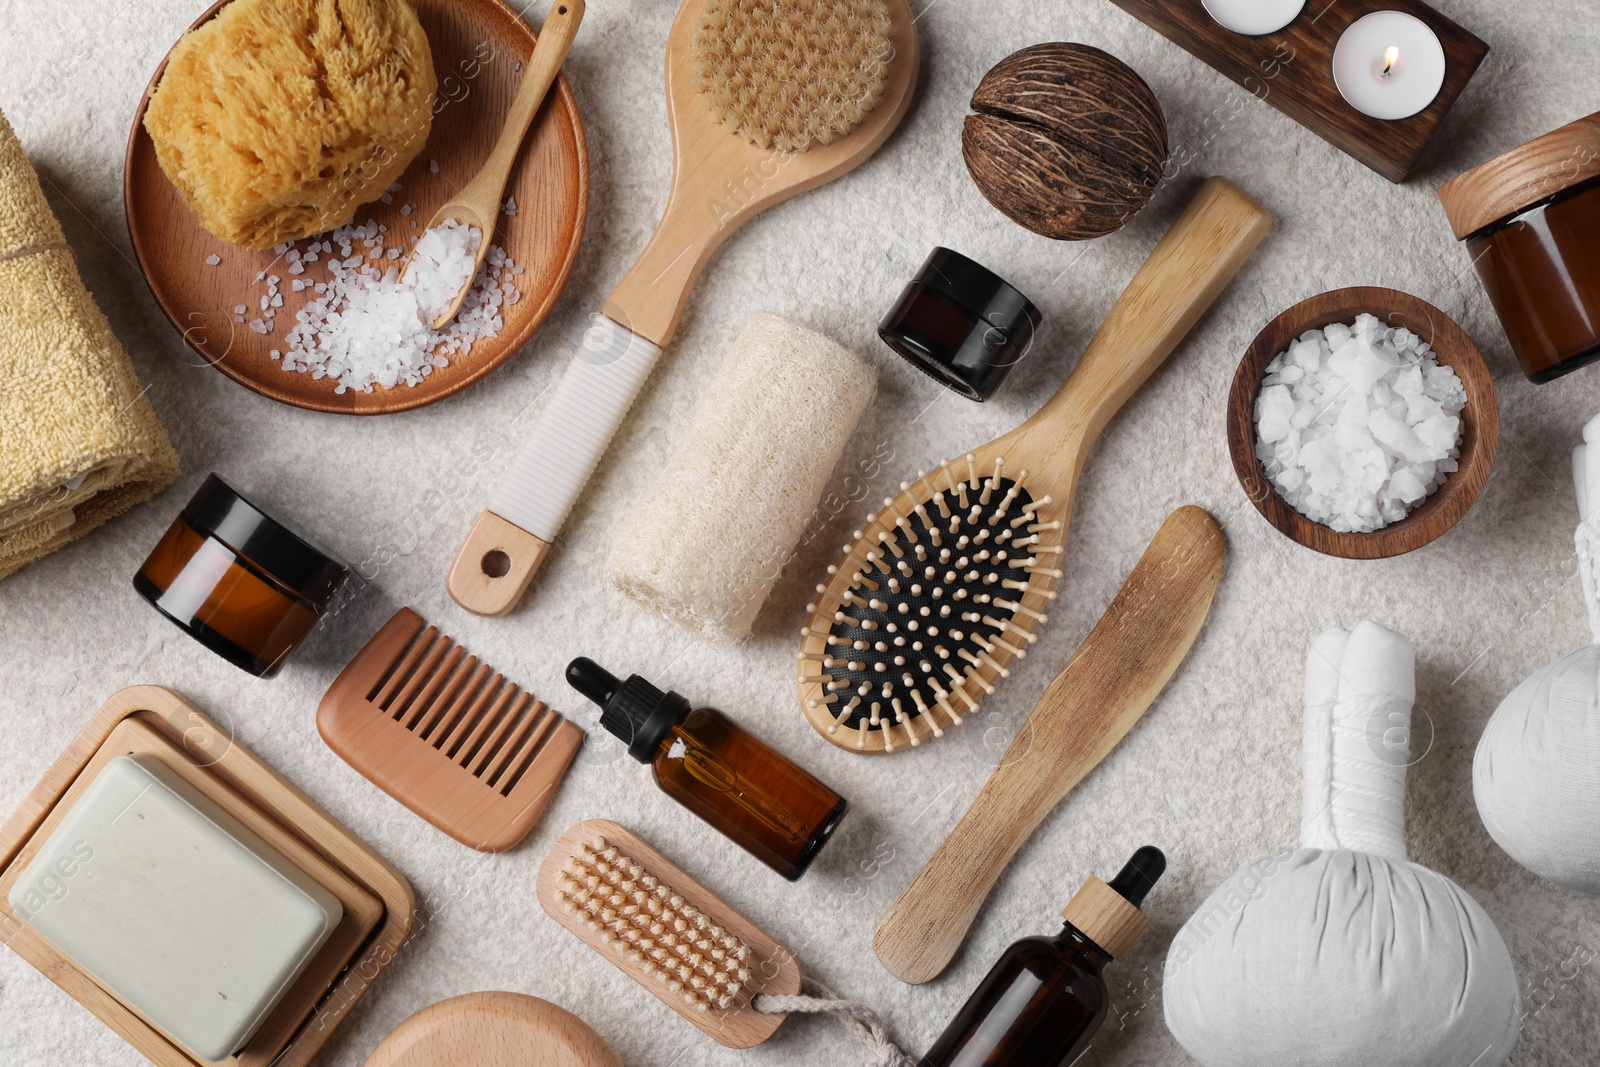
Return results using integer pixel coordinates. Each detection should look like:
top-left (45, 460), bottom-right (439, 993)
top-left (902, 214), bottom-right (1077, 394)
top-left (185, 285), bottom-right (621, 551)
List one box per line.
top-left (1255, 313), bottom-right (1466, 534)
top-left (268, 218), bottom-right (520, 394)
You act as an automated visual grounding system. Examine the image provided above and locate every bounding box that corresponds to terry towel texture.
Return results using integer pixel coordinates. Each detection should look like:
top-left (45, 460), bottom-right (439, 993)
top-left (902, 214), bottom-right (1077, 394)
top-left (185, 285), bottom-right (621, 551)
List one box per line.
top-left (0, 108), bottom-right (178, 580)
top-left (610, 313), bottom-right (877, 642)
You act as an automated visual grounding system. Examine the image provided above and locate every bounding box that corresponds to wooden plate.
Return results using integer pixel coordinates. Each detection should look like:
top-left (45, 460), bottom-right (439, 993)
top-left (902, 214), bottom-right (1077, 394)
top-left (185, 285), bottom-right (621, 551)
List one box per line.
top-left (1225, 287), bottom-right (1499, 559)
top-left (123, 0), bottom-right (588, 415)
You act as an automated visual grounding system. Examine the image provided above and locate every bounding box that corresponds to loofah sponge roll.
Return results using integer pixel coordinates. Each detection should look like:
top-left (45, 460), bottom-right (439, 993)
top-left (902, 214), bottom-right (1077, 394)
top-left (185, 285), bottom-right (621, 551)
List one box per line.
top-left (609, 313), bottom-right (877, 642)
top-left (143, 0), bottom-right (437, 250)
top-left (691, 0), bottom-right (893, 153)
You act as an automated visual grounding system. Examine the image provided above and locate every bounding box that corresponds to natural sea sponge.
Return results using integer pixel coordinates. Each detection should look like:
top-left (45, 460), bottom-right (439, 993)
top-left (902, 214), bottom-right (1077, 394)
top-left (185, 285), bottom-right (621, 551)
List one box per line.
top-left (143, 0), bottom-right (437, 250)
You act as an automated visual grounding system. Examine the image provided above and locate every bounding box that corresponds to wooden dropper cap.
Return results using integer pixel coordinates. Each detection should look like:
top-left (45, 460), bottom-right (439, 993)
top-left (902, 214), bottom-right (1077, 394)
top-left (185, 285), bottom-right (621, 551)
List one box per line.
top-left (1061, 846), bottom-right (1165, 960)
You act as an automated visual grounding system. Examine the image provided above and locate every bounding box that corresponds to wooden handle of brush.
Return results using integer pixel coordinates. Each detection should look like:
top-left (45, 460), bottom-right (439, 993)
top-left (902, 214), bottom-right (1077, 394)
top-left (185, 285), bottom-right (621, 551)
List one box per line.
top-left (1029, 178), bottom-right (1272, 444)
top-left (872, 506), bottom-right (1226, 985)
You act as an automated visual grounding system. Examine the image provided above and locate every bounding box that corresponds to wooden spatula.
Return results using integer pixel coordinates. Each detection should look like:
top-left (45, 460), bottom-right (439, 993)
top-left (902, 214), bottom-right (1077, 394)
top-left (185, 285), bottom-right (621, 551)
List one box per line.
top-left (406, 0), bottom-right (584, 329)
top-left (872, 505), bottom-right (1226, 985)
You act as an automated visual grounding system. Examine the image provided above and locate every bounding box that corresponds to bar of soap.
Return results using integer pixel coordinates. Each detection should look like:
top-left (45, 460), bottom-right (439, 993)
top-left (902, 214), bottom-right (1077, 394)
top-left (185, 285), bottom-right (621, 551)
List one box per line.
top-left (7, 755), bottom-right (341, 1062)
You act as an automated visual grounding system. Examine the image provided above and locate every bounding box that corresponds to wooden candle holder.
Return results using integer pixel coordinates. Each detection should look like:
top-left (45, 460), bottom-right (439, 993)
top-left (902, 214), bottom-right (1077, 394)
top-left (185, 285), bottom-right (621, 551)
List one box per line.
top-left (1106, 0), bottom-right (1488, 182)
top-left (0, 686), bottom-right (416, 1067)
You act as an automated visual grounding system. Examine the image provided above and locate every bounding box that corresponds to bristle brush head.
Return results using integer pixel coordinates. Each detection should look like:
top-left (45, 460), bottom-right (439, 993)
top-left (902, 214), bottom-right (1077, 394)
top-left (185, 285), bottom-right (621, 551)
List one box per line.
top-left (537, 820), bottom-right (802, 1048)
top-left (691, 0), bottom-right (894, 152)
top-left (798, 455), bottom-right (1064, 752)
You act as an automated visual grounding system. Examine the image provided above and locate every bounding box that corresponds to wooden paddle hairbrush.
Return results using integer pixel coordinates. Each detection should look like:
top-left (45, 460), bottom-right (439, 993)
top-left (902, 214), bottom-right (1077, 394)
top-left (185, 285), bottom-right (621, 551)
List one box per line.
top-left (797, 177), bottom-right (1270, 753)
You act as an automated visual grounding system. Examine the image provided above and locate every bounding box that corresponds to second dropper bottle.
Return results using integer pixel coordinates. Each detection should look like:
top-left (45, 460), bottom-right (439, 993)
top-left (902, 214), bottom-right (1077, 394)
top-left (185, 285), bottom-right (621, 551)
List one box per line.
top-left (567, 657), bottom-right (849, 880)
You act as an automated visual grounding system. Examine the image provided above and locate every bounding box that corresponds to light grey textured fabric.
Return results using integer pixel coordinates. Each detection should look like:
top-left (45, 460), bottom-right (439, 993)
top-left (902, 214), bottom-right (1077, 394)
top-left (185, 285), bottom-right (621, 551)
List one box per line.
top-left (2, 1), bottom-right (1599, 1065)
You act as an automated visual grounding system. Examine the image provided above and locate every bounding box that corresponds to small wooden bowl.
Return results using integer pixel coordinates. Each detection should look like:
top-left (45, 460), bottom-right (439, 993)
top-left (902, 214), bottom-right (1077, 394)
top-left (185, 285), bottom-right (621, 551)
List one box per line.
top-left (1225, 287), bottom-right (1498, 559)
top-left (124, 0), bottom-right (588, 415)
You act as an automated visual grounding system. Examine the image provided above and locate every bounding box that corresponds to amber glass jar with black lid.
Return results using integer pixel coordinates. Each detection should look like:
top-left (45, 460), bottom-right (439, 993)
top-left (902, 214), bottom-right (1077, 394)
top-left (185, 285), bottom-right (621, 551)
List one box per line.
top-left (1438, 112), bottom-right (1600, 383)
top-left (134, 474), bottom-right (347, 677)
top-left (879, 247), bottom-right (1042, 401)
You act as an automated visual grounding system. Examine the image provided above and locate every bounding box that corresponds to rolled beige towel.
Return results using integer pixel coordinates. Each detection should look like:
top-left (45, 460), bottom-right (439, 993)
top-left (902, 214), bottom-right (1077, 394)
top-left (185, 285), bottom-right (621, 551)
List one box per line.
top-left (0, 108), bottom-right (178, 580)
top-left (610, 313), bottom-right (877, 641)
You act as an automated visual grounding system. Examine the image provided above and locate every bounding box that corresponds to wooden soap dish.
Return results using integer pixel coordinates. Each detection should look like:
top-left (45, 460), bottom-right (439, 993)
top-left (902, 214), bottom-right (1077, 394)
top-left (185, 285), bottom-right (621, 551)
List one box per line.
top-left (1106, 0), bottom-right (1487, 182)
top-left (1225, 287), bottom-right (1499, 558)
top-left (364, 992), bottom-right (622, 1067)
top-left (0, 686), bottom-right (416, 1067)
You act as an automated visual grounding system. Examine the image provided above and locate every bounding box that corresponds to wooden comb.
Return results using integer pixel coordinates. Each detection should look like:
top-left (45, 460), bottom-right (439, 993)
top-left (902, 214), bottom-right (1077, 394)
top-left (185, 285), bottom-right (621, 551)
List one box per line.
top-left (318, 608), bottom-right (583, 852)
top-left (536, 819), bottom-right (801, 1049)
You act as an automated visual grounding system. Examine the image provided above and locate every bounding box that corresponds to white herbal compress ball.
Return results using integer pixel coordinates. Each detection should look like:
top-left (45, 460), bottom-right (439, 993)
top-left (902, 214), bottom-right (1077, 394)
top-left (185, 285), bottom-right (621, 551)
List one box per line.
top-left (1164, 622), bottom-right (1521, 1067)
top-left (1474, 414), bottom-right (1600, 893)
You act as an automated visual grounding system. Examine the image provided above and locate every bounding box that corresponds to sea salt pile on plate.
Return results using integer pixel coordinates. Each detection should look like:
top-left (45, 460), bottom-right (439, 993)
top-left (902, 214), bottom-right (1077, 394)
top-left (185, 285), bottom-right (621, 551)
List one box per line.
top-left (1255, 313), bottom-right (1466, 533)
top-left (270, 218), bottom-right (522, 393)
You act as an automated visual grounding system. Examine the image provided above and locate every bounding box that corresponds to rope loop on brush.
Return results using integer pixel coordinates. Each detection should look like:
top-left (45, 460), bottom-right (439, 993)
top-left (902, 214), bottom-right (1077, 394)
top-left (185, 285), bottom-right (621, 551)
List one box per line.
top-left (754, 977), bottom-right (916, 1067)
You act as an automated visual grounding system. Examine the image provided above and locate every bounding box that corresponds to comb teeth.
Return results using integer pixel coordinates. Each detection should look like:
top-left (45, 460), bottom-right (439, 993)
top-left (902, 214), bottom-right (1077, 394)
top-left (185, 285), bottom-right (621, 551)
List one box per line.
top-left (556, 836), bottom-right (754, 1013)
top-left (365, 621), bottom-right (561, 798)
top-left (799, 455), bottom-right (1062, 750)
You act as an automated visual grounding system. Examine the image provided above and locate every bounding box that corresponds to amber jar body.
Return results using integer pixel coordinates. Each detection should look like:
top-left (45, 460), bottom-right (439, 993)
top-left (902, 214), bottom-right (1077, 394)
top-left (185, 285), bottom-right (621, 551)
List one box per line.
top-left (651, 707), bottom-right (848, 881)
top-left (919, 923), bottom-right (1110, 1067)
top-left (135, 513), bottom-right (319, 677)
top-left (1466, 175), bottom-right (1600, 383)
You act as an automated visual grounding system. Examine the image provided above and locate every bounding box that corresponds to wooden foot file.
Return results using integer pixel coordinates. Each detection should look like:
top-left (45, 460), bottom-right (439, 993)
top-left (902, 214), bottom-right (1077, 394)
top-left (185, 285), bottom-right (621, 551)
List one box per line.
top-left (872, 505), bottom-right (1226, 984)
top-left (447, 0), bottom-right (920, 615)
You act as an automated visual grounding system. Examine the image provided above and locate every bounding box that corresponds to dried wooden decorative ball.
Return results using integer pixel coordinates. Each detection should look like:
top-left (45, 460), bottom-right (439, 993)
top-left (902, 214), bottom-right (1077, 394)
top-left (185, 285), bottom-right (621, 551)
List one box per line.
top-left (963, 43), bottom-right (1168, 241)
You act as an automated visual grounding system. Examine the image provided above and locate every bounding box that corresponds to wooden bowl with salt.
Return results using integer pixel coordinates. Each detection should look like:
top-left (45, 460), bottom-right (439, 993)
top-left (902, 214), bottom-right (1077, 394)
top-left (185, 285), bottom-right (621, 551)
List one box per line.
top-left (123, 0), bottom-right (588, 415)
top-left (1225, 287), bottom-right (1499, 559)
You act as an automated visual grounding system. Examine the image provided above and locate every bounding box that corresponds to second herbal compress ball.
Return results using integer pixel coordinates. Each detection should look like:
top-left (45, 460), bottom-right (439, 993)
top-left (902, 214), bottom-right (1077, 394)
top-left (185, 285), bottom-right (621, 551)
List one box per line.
top-left (1473, 413), bottom-right (1600, 894)
top-left (143, 0), bottom-right (436, 249)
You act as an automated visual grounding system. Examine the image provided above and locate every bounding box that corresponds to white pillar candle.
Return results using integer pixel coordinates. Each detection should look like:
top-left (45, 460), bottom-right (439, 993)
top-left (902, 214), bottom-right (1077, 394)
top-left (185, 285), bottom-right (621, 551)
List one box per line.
top-left (1201, 0), bottom-right (1305, 36)
top-left (1332, 11), bottom-right (1446, 120)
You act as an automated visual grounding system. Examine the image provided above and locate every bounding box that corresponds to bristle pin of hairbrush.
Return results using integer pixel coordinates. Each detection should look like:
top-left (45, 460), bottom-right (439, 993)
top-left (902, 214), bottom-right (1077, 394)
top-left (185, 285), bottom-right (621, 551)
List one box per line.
top-left (799, 454), bottom-right (1063, 753)
top-left (537, 820), bottom-right (802, 1048)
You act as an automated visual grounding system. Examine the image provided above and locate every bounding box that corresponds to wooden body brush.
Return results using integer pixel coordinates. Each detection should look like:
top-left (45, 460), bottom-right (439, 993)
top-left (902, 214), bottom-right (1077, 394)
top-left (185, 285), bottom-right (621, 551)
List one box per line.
top-left (448, 0), bottom-right (920, 615)
top-left (536, 819), bottom-right (802, 1048)
top-left (874, 505), bottom-right (1225, 985)
top-left (797, 177), bottom-right (1270, 753)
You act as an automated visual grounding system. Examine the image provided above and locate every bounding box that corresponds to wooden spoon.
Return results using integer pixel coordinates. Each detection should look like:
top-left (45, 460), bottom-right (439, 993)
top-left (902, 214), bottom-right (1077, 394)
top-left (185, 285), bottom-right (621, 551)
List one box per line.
top-left (407, 0), bottom-right (584, 329)
top-left (446, 0), bottom-right (920, 616)
top-left (872, 505), bottom-right (1226, 985)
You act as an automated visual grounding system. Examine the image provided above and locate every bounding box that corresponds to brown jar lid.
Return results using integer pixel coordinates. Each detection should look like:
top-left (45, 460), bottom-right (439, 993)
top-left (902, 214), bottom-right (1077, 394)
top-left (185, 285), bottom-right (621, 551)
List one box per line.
top-left (1061, 875), bottom-right (1150, 960)
top-left (1437, 111), bottom-right (1600, 240)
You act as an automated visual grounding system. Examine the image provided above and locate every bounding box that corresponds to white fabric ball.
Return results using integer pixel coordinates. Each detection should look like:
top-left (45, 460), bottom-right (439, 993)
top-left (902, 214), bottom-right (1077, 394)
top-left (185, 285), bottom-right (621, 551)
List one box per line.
top-left (1163, 849), bottom-right (1521, 1067)
top-left (1475, 644), bottom-right (1600, 894)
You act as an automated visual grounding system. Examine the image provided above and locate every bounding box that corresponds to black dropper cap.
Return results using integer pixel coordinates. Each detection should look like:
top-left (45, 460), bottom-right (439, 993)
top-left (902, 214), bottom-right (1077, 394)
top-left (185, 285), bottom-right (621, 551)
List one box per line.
top-left (566, 657), bottom-right (690, 763)
top-left (1106, 845), bottom-right (1167, 908)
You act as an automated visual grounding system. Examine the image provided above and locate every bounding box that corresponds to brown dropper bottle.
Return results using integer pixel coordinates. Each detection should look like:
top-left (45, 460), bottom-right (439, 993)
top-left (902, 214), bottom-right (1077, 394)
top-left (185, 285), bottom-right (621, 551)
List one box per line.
top-left (919, 846), bottom-right (1166, 1067)
top-left (567, 658), bottom-right (849, 881)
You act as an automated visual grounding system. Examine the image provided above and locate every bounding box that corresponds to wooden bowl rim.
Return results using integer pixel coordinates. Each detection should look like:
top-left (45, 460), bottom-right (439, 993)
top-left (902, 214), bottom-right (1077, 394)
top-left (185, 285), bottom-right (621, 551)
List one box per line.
top-left (122, 0), bottom-right (590, 416)
top-left (1225, 285), bottom-right (1500, 559)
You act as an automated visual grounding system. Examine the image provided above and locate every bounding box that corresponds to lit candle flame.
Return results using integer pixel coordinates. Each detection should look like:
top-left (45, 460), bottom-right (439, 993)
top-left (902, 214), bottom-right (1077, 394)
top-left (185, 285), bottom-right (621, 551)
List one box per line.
top-left (1382, 46), bottom-right (1400, 76)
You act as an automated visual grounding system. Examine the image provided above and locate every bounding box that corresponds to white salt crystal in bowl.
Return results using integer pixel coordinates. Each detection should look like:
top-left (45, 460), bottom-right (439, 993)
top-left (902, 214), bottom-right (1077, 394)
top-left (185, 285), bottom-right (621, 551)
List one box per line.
top-left (1225, 288), bottom-right (1499, 559)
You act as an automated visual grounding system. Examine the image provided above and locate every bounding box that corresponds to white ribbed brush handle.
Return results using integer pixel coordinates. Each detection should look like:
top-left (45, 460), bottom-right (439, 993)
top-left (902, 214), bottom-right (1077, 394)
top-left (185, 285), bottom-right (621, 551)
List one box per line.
top-left (447, 314), bottom-right (661, 616)
top-left (490, 314), bottom-right (662, 539)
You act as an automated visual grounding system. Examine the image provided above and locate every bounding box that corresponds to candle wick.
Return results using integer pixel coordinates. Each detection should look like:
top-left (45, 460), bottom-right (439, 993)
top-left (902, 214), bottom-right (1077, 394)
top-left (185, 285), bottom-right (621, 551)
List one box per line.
top-left (1381, 45), bottom-right (1400, 77)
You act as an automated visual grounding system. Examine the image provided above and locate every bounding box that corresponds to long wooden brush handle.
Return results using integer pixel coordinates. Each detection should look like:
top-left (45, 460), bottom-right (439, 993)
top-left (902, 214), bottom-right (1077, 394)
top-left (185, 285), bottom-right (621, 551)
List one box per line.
top-left (872, 506), bottom-right (1226, 985)
top-left (1024, 178), bottom-right (1271, 447)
